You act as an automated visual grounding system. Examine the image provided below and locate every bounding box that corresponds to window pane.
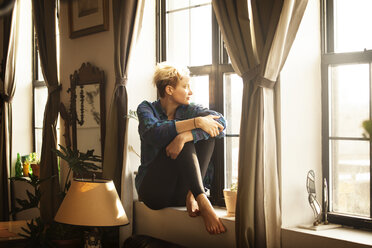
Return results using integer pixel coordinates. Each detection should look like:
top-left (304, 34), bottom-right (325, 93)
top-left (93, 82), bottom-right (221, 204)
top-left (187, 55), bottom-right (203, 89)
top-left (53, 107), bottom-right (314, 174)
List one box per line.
top-left (329, 64), bottom-right (369, 138)
top-left (167, 5), bottom-right (211, 66)
top-left (166, 0), bottom-right (211, 12)
top-left (224, 73), bottom-right (243, 134)
top-left (189, 75), bottom-right (209, 107)
top-left (224, 74), bottom-right (242, 189)
top-left (333, 0), bottom-right (372, 53)
top-left (37, 53), bottom-right (44, 81)
top-left (167, 0), bottom-right (190, 11)
top-left (330, 140), bottom-right (370, 217)
top-left (190, 5), bottom-right (211, 66)
top-left (35, 128), bottom-right (43, 156)
top-left (225, 137), bottom-right (239, 189)
top-left (34, 86), bottom-right (48, 128)
top-left (167, 10), bottom-right (189, 65)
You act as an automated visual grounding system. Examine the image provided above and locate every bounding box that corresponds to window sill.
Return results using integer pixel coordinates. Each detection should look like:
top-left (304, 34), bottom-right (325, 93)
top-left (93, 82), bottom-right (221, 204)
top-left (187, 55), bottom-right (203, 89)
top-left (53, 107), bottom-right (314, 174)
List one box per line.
top-left (134, 201), bottom-right (235, 248)
top-left (282, 226), bottom-right (372, 248)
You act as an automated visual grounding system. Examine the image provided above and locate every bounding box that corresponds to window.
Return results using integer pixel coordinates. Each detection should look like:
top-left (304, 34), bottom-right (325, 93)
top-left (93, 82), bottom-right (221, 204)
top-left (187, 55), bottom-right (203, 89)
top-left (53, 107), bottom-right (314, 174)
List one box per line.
top-left (157, 0), bottom-right (242, 205)
top-left (322, 0), bottom-right (372, 229)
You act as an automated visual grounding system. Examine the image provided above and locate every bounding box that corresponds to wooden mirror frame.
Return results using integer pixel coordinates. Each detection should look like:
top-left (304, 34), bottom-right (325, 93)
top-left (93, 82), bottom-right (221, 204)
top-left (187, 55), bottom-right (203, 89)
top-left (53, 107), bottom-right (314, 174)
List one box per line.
top-left (70, 62), bottom-right (106, 161)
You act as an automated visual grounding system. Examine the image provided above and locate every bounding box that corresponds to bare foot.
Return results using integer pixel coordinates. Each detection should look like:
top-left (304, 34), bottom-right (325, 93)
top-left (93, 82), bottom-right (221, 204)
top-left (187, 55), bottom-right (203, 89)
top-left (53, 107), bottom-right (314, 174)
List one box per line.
top-left (186, 191), bottom-right (200, 217)
top-left (196, 193), bottom-right (226, 234)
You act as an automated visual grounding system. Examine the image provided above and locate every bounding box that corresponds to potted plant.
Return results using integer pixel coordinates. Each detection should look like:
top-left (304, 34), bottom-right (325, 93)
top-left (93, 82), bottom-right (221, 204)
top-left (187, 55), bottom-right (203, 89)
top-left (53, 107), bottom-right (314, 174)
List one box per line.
top-left (53, 145), bottom-right (102, 197)
top-left (9, 145), bottom-right (102, 248)
top-left (50, 144), bottom-right (102, 247)
top-left (9, 174), bottom-right (56, 247)
top-left (28, 152), bottom-right (40, 178)
top-left (223, 182), bottom-right (237, 216)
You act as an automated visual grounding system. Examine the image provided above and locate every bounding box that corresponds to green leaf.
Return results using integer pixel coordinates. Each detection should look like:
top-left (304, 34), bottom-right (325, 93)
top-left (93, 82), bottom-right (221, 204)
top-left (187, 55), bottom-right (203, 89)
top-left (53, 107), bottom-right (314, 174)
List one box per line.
top-left (362, 120), bottom-right (372, 139)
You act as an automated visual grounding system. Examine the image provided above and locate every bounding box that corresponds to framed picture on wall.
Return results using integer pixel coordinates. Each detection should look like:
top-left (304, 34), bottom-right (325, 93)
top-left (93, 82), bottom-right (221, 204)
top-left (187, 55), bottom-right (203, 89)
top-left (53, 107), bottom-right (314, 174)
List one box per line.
top-left (68, 0), bottom-right (109, 39)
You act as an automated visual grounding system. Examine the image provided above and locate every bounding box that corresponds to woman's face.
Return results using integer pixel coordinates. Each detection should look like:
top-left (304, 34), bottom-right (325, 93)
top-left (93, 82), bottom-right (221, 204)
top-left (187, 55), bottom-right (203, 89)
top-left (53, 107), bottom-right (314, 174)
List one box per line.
top-left (171, 76), bottom-right (192, 105)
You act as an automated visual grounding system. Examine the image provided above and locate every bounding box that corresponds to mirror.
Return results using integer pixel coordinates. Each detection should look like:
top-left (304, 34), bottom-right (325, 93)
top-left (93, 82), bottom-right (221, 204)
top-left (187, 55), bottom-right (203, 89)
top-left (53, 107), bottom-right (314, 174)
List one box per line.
top-left (70, 62), bottom-right (106, 172)
top-left (306, 170), bottom-right (321, 225)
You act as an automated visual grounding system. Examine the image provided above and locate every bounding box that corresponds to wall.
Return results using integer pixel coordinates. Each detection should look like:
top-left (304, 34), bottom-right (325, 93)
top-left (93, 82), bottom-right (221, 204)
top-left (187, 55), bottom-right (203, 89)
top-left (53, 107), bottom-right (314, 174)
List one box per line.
top-left (280, 0), bottom-right (322, 228)
top-left (126, 0), bottom-right (156, 196)
top-left (59, 1), bottom-right (115, 114)
top-left (58, 0), bottom-right (115, 182)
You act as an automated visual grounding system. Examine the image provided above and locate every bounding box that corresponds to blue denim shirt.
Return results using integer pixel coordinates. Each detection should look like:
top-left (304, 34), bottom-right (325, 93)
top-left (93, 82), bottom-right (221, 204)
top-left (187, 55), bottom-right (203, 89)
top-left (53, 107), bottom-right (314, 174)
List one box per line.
top-left (135, 100), bottom-right (226, 192)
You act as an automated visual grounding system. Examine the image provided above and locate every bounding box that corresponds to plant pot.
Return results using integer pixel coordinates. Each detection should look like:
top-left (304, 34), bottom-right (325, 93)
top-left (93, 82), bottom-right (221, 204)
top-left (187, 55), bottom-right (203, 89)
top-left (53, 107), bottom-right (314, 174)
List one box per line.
top-left (30, 163), bottom-right (40, 177)
top-left (22, 163), bottom-right (30, 177)
top-left (223, 189), bottom-right (237, 216)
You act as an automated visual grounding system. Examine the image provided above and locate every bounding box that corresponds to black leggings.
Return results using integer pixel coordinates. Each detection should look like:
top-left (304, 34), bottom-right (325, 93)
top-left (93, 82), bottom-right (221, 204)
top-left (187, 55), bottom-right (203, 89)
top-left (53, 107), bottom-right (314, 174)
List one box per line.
top-left (138, 139), bottom-right (215, 210)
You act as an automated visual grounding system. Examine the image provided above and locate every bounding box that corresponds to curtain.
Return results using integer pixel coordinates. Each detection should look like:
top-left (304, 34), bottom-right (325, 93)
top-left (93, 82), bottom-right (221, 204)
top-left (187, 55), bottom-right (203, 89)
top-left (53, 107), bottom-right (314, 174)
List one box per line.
top-left (0, 1), bottom-right (17, 222)
top-left (103, 0), bottom-right (144, 241)
top-left (213, 0), bottom-right (308, 247)
top-left (32, 0), bottom-right (61, 224)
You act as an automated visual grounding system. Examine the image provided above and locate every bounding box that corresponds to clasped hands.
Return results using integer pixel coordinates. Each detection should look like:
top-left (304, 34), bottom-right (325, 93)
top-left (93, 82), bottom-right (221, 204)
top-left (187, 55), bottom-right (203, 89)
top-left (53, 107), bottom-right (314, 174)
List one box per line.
top-left (166, 115), bottom-right (223, 159)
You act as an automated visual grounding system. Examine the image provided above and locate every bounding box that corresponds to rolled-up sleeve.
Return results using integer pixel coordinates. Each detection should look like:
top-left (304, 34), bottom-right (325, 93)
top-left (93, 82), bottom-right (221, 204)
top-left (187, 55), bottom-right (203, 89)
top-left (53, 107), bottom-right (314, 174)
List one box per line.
top-left (137, 101), bottom-right (178, 148)
top-left (188, 104), bottom-right (227, 143)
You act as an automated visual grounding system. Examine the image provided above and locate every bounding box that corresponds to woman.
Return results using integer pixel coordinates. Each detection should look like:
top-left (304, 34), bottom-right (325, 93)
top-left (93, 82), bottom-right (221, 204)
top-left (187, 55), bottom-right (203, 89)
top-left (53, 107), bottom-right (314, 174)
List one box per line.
top-left (135, 63), bottom-right (226, 234)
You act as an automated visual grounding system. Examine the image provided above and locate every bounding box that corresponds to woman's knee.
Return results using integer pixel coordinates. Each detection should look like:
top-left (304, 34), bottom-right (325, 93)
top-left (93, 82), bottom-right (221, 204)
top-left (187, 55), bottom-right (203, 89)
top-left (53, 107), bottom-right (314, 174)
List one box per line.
top-left (176, 142), bottom-right (196, 159)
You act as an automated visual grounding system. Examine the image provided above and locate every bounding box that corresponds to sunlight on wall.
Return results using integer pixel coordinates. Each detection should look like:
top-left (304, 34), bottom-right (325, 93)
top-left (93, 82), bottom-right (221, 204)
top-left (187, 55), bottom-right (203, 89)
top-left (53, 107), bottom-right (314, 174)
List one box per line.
top-left (280, 0), bottom-right (322, 228)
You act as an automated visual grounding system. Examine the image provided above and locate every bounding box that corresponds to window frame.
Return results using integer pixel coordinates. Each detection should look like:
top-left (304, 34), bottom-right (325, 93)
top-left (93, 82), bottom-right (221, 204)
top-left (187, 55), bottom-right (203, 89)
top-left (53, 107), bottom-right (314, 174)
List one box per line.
top-left (321, 0), bottom-right (372, 229)
top-left (156, 0), bottom-right (236, 206)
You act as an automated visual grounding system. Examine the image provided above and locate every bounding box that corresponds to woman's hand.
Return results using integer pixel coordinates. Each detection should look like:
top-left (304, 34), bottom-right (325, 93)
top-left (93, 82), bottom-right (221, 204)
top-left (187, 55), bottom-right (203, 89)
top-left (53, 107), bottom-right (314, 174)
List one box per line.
top-left (166, 132), bottom-right (193, 159)
top-left (195, 115), bottom-right (224, 137)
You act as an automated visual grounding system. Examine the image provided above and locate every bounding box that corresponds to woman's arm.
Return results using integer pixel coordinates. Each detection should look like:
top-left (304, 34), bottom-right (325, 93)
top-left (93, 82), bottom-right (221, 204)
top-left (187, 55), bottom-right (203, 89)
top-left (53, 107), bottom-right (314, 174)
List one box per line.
top-left (165, 131), bottom-right (193, 159)
top-left (137, 101), bottom-right (178, 148)
top-left (180, 104), bottom-right (226, 143)
top-left (175, 116), bottom-right (224, 137)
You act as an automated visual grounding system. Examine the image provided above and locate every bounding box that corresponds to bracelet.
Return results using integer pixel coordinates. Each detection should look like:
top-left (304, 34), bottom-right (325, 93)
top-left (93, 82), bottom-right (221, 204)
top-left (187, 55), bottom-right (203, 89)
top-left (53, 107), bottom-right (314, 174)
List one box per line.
top-left (194, 117), bottom-right (197, 128)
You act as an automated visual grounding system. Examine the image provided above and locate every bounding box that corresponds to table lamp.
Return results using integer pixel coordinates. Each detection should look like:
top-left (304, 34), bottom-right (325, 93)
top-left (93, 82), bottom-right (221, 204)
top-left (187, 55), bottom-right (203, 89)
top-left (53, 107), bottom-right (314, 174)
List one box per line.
top-left (55, 178), bottom-right (129, 247)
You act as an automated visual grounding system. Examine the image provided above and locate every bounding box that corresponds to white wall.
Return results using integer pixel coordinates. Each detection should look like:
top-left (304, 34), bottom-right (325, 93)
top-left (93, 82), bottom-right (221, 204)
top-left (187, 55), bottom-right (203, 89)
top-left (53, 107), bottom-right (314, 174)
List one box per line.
top-left (58, 0), bottom-right (115, 184)
top-left (280, 0), bottom-right (322, 228)
top-left (126, 0), bottom-right (157, 192)
top-left (59, 1), bottom-right (115, 112)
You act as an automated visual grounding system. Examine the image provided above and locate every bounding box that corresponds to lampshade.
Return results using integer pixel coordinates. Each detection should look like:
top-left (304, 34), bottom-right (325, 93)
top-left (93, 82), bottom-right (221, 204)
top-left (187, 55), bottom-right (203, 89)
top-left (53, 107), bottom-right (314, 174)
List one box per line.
top-left (55, 179), bottom-right (129, 227)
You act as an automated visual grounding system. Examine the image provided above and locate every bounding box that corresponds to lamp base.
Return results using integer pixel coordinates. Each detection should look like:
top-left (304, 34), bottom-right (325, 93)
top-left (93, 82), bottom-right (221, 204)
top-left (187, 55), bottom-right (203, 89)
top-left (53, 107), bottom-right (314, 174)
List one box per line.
top-left (84, 228), bottom-right (102, 248)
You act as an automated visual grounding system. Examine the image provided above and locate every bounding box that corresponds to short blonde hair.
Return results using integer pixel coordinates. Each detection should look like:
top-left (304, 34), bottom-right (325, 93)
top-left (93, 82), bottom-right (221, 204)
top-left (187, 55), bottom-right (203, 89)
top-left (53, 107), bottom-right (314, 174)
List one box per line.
top-left (153, 62), bottom-right (190, 98)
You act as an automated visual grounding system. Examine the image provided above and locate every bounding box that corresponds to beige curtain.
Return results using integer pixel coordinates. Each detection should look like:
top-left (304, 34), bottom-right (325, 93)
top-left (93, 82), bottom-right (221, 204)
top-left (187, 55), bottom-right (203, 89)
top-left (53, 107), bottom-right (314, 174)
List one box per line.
top-left (32, 0), bottom-right (61, 224)
top-left (103, 0), bottom-right (144, 241)
top-left (0, 1), bottom-right (17, 221)
top-left (213, 0), bottom-right (308, 247)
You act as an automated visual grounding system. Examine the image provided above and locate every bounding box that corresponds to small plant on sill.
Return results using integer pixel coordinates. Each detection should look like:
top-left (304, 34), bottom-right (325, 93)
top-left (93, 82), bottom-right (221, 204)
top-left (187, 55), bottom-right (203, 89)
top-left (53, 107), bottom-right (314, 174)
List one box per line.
top-left (230, 181), bottom-right (238, 192)
top-left (223, 181), bottom-right (238, 216)
top-left (362, 119), bottom-right (372, 138)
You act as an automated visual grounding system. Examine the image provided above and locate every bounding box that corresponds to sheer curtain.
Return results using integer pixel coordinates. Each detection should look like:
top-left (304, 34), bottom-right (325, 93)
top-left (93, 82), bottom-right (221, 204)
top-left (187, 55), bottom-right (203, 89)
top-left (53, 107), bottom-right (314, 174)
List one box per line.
top-left (103, 0), bottom-right (144, 240)
top-left (32, 0), bottom-right (61, 224)
top-left (213, 0), bottom-right (308, 247)
top-left (0, 1), bottom-right (17, 221)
